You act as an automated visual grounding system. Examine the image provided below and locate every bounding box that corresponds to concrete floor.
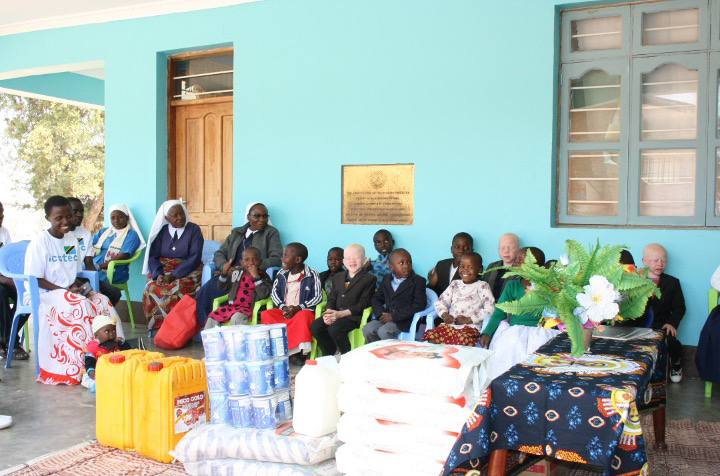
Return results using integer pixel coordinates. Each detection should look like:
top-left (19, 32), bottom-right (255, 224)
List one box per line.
top-left (2, 324), bottom-right (720, 471)
top-left (0, 322), bottom-right (206, 471)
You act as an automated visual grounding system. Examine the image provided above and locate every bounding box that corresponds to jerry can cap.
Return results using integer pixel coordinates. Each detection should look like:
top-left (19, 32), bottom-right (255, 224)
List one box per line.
top-left (148, 362), bottom-right (164, 372)
top-left (109, 355), bottom-right (126, 364)
top-left (305, 360), bottom-right (317, 365)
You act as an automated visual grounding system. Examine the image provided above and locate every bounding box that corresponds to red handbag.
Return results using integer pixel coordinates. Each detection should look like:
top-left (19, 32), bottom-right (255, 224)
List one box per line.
top-left (153, 295), bottom-right (199, 349)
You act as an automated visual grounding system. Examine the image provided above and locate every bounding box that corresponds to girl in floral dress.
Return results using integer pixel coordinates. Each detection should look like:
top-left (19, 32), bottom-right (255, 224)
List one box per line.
top-left (421, 252), bottom-right (494, 346)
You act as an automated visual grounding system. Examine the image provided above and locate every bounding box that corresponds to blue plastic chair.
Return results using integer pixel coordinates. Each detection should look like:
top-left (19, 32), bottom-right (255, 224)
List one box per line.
top-left (398, 288), bottom-right (439, 341)
top-left (0, 241), bottom-right (41, 373)
top-left (200, 240), bottom-right (222, 285)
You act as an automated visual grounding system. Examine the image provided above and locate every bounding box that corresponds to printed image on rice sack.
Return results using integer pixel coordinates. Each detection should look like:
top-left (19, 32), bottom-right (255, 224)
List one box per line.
top-left (339, 340), bottom-right (494, 398)
top-left (337, 413), bottom-right (459, 461)
top-left (337, 382), bottom-right (472, 433)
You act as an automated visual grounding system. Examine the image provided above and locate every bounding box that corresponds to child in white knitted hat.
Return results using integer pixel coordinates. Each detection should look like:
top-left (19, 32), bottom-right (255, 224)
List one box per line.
top-left (81, 315), bottom-right (131, 391)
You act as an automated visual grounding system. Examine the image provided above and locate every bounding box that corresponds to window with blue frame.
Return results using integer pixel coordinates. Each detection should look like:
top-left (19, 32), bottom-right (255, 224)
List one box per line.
top-left (557, 0), bottom-right (720, 227)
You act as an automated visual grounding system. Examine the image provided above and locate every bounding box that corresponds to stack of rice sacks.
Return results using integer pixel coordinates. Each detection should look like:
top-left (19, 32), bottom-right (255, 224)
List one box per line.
top-left (335, 339), bottom-right (494, 476)
top-left (174, 324), bottom-right (339, 475)
top-left (201, 324), bottom-right (292, 430)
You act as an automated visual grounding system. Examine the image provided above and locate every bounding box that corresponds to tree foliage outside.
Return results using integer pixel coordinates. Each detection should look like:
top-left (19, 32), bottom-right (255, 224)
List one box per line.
top-left (0, 93), bottom-right (105, 230)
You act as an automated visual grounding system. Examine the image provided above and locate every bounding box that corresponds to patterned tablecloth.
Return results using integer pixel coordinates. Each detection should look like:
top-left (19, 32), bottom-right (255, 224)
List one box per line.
top-left (442, 330), bottom-right (667, 476)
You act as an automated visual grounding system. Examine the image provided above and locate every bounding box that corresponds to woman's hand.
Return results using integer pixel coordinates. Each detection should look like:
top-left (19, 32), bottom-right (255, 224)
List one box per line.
top-left (68, 284), bottom-right (82, 294)
top-left (98, 263), bottom-right (109, 271)
top-left (441, 312), bottom-right (455, 325)
top-left (165, 274), bottom-right (177, 283)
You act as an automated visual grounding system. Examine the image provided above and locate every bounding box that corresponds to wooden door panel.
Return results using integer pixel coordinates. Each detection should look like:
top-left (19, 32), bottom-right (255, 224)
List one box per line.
top-left (171, 100), bottom-right (233, 242)
top-left (222, 116), bottom-right (233, 214)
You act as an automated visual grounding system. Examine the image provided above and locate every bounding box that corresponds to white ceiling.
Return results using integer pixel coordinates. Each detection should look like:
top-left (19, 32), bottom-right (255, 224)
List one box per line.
top-left (0, 0), bottom-right (257, 36)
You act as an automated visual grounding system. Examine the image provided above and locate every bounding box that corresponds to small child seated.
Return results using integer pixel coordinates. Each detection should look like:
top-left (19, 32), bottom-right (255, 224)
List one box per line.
top-left (364, 229), bottom-right (394, 289)
top-left (642, 243), bottom-right (685, 383)
top-left (422, 252), bottom-right (494, 347)
top-left (427, 232), bottom-right (474, 297)
top-left (206, 247), bottom-right (272, 327)
top-left (364, 248), bottom-right (427, 342)
top-left (319, 247), bottom-right (344, 298)
top-left (82, 315), bottom-right (131, 390)
top-left (261, 243), bottom-right (322, 361)
top-left (311, 243), bottom-right (376, 355)
top-left (480, 247), bottom-right (560, 379)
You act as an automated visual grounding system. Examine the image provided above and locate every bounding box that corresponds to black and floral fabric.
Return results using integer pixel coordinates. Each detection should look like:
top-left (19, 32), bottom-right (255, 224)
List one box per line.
top-left (443, 331), bottom-right (667, 476)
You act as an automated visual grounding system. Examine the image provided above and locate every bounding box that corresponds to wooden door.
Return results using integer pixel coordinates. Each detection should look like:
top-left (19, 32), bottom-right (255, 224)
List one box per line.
top-left (170, 100), bottom-right (233, 241)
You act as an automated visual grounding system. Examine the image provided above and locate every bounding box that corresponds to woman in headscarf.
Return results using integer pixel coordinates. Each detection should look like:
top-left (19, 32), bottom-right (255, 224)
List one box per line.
top-left (141, 200), bottom-right (203, 331)
top-left (91, 204), bottom-right (146, 306)
top-left (195, 202), bottom-right (282, 328)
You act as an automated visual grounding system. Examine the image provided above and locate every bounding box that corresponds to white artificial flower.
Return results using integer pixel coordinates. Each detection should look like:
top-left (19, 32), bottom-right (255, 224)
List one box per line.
top-left (559, 254), bottom-right (570, 266)
top-left (576, 275), bottom-right (621, 324)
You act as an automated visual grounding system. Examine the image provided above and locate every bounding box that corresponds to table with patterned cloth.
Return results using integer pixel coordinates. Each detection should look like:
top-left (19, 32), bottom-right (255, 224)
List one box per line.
top-left (442, 330), bottom-right (667, 476)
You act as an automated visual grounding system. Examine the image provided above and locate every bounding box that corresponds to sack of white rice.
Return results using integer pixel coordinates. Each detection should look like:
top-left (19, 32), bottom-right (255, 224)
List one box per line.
top-left (336, 381), bottom-right (472, 432)
top-left (171, 422), bottom-right (338, 466)
top-left (335, 443), bottom-right (444, 476)
top-left (336, 413), bottom-right (459, 461)
top-left (338, 340), bottom-right (493, 398)
top-left (182, 458), bottom-right (339, 476)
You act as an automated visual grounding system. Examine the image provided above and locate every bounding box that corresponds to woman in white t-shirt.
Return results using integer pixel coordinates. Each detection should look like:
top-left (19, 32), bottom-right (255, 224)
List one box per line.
top-left (25, 196), bottom-right (123, 385)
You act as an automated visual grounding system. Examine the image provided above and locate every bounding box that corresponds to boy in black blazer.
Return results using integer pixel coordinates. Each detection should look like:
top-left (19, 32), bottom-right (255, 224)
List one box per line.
top-left (428, 233), bottom-right (475, 297)
top-left (364, 249), bottom-right (427, 342)
top-left (310, 244), bottom-right (376, 355)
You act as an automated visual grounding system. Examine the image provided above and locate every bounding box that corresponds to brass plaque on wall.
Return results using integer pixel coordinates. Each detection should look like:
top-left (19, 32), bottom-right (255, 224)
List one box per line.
top-left (342, 164), bottom-right (414, 225)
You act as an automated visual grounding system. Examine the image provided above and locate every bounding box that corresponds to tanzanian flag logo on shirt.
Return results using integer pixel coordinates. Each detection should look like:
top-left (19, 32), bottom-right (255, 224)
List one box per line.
top-left (64, 246), bottom-right (77, 255)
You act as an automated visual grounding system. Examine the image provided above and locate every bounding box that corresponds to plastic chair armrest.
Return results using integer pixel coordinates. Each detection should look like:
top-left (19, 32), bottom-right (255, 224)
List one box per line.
top-left (359, 307), bottom-right (372, 327)
top-left (251, 297), bottom-right (274, 325)
top-left (212, 294), bottom-right (229, 311)
top-left (425, 311), bottom-right (438, 331)
top-left (315, 301), bottom-right (327, 319)
top-left (77, 270), bottom-right (100, 292)
top-left (201, 264), bottom-right (217, 286)
top-left (106, 250), bottom-right (142, 285)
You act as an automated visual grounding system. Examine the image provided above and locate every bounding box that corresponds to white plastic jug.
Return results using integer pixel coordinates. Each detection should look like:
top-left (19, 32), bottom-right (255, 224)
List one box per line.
top-left (293, 356), bottom-right (341, 437)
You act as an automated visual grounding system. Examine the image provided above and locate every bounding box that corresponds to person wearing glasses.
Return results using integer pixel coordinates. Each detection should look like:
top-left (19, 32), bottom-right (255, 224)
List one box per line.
top-left (195, 202), bottom-right (282, 328)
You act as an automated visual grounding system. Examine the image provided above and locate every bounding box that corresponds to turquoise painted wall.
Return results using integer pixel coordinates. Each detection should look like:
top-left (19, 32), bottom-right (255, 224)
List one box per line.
top-left (0, 0), bottom-right (715, 346)
top-left (0, 72), bottom-right (104, 106)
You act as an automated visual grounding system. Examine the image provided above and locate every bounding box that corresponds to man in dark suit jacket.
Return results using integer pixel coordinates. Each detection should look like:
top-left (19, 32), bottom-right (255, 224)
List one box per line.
top-left (364, 249), bottom-right (427, 342)
top-left (310, 244), bottom-right (376, 355)
top-left (482, 233), bottom-right (520, 300)
top-left (428, 233), bottom-right (475, 297)
top-left (643, 243), bottom-right (685, 382)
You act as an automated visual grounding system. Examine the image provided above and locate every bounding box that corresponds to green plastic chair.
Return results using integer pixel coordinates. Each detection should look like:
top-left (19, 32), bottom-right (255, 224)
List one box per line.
top-left (310, 296), bottom-right (371, 359)
top-left (706, 289), bottom-right (720, 397)
top-left (211, 294), bottom-right (274, 326)
top-left (106, 249), bottom-right (143, 329)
